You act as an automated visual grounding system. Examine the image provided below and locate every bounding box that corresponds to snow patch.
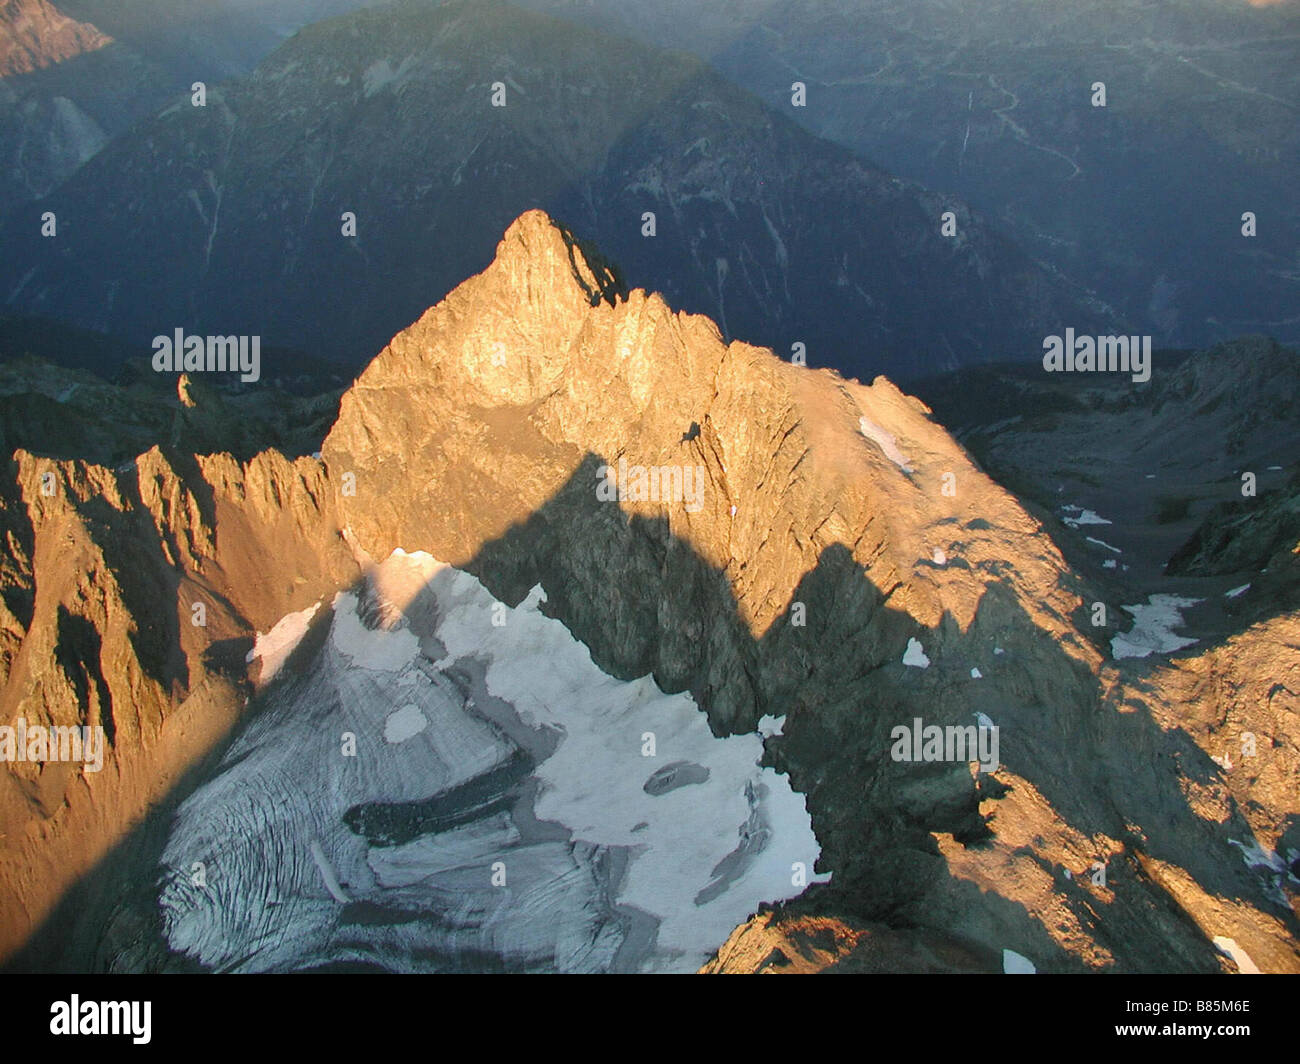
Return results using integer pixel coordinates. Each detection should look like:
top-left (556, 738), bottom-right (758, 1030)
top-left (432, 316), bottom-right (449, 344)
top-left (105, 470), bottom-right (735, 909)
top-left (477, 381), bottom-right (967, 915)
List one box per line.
top-left (246, 602), bottom-right (320, 685)
top-left (384, 704), bottom-right (428, 743)
top-left (329, 590), bottom-right (419, 672)
top-left (309, 840), bottom-right (350, 904)
top-left (363, 56), bottom-right (416, 97)
top-left (1110, 595), bottom-right (1202, 660)
top-left (1060, 505), bottom-right (1112, 529)
top-left (50, 96), bottom-right (107, 167)
top-left (1228, 837), bottom-right (1297, 909)
top-left (1211, 937), bottom-right (1259, 974)
top-left (902, 638), bottom-right (930, 668)
top-left (1003, 949), bottom-right (1036, 974)
top-left (858, 416), bottom-right (912, 473)
top-left (1225, 584), bottom-right (1250, 599)
top-left (429, 565), bottom-right (829, 968)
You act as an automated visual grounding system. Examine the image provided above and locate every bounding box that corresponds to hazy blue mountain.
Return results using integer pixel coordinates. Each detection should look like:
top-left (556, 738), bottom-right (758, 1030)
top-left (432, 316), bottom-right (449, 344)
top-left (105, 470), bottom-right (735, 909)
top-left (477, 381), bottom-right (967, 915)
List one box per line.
top-left (0, 0), bottom-right (387, 207)
top-left (0, 0), bottom-right (1111, 382)
top-left (520, 0), bottom-right (1300, 349)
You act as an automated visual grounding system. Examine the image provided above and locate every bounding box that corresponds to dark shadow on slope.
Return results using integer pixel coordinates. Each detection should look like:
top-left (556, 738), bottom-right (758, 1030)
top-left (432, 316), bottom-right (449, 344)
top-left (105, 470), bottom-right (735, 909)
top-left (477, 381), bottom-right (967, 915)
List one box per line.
top-left (53, 608), bottom-right (115, 747)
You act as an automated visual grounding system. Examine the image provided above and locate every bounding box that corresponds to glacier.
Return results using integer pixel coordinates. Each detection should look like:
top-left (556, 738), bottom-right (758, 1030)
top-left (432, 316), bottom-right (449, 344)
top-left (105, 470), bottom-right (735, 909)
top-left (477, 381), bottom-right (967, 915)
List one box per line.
top-left (158, 549), bottom-right (824, 972)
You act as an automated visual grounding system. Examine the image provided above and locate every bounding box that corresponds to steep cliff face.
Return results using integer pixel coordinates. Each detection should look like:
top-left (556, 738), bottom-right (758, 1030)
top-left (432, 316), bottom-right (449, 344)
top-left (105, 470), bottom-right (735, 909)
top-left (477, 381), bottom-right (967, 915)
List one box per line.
top-left (1, 210), bottom-right (1295, 972)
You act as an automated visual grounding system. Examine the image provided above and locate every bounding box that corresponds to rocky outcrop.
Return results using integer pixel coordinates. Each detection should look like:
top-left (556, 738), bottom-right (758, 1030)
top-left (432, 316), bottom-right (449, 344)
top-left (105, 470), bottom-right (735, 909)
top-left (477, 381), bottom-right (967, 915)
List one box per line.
top-left (1168, 470), bottom-right (1300, 577)
top-left (700, 908), bottom-right (996, 974)
top-left (0, 347), bottom-right (346, 467)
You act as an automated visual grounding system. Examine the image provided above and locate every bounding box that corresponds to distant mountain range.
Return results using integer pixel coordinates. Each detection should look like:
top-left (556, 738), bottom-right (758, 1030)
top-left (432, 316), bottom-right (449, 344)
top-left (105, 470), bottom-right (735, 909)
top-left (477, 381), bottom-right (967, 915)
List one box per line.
top-left (0, 0), bottom-right (1111, 382)
top-left (0, 0), bottom-right (383, 205)
top-left (521, 0), bottom-right (1300, 349)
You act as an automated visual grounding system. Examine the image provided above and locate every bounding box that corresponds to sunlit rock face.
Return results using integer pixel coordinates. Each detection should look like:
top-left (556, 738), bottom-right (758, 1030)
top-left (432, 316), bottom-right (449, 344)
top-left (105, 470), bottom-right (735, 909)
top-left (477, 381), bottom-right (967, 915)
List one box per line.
top-left (159, 550), bottom-right (824, 973)
top-left (0, 0), bottom-right (111, 78)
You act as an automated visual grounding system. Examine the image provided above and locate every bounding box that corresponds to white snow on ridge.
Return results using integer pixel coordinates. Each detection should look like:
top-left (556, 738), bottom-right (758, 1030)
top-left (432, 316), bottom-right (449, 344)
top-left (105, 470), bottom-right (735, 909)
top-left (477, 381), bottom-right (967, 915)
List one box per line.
top-left (1225, 584), bottom-right (1251, 599)
top-left (1211, 937), bottom-right (1260, 974)
top-left (246, 602), bottom-right (320, 685)
top-left (1003, 949), bottom-right (1036, 974)
top-left (1085, 536), bottom-right (1122, 554)
top-left (1110, 595), bottom-right (1203, 660)
top-left (757, 714), bottom-right (786, 738)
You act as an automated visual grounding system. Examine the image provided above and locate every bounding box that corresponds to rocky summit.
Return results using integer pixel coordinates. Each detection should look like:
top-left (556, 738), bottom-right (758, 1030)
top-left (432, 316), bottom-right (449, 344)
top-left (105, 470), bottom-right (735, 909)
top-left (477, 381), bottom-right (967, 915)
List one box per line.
top-left (0, 0), bottom-right (109, 78)
top-left (1, 210), bottom-right (1294, 973)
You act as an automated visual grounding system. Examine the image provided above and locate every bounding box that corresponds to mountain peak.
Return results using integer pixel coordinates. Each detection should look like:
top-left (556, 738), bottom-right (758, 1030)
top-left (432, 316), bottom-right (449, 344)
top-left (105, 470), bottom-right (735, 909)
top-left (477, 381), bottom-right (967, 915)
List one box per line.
top-left (497, 209), bottom-right (628, 311)
top-left (0, 0), bottom-right (112, 78)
